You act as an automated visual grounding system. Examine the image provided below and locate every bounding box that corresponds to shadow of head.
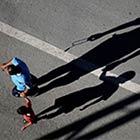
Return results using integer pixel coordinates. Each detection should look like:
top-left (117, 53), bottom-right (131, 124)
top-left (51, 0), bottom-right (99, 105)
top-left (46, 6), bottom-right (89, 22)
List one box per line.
top-left (117, 71), bottom-right (136, 84)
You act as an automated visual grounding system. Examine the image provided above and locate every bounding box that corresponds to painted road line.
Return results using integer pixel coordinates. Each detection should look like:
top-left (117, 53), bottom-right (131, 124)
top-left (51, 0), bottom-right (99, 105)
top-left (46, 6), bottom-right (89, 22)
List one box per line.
top-left (0, 21), bottom-right (77, 63)
top-left (0, 21), bottom-right (140, 93)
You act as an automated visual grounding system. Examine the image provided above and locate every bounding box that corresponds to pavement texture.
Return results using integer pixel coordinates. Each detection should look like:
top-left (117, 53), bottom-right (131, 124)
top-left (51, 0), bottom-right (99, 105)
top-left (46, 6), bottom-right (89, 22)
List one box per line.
top-left (0, 0), bottom-right (140, 140)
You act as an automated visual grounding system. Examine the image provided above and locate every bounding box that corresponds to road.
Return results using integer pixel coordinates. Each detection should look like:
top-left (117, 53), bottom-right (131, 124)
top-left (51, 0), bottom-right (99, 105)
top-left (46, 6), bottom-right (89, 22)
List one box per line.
top-left (0, 0), bottom-right (140, 140)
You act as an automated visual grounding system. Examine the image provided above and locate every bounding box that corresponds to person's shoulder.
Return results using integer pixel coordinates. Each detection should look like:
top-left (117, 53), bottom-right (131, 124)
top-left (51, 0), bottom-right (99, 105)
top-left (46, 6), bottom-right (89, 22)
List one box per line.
top-left (12, 57), bottom-right (20, 66)
top-left (16, 74), bottom-right (26, 82)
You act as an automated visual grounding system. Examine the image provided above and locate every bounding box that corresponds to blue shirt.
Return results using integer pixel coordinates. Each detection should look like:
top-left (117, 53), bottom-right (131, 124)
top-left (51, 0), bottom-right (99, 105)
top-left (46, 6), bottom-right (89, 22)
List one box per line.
top-left (11, 58), bottom-right (32, 91)
top-left (11, 74), bottom-right (30, 91)
top-left (12, 57), bottom-right (30, 78)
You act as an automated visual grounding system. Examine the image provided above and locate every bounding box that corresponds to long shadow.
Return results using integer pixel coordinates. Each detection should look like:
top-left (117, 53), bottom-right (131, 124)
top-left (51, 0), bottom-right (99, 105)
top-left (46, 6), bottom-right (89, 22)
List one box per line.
top-left (36, 70), bottom-right (135, 120)
top-left (64, 17), bottom-right (140, 51)
top-left (100, 49), bottom-right (140, 72)
top-left (35, 93), bottom-right (140, 140)
top-left (87, 17), bottom-right (140, 41)
top-left (37, 18), bottom-right (140, 95)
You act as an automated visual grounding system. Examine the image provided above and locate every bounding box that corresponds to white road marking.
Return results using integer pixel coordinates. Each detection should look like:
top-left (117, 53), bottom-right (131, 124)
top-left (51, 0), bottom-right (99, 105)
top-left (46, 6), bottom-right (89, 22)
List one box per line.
top-left (0, 21), bottom-right (140, 93)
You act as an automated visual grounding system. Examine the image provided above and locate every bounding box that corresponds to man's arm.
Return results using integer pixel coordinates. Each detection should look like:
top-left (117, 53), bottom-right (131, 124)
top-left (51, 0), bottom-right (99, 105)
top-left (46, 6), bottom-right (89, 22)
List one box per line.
top-left (0, 58), bottom-right (13, 70)
top-left (20, 88), bottom-right (29, 98)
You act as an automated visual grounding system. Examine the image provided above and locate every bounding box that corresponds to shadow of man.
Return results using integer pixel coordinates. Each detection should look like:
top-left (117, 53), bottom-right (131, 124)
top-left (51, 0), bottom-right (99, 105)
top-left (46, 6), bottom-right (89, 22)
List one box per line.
top-left (37, 18), bottom-right (140, 95)
top-left (36, 70), bottom-right (135, 120)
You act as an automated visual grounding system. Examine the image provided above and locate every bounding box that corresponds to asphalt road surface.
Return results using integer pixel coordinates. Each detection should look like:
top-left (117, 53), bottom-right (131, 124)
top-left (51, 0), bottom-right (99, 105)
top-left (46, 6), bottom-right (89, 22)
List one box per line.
top-left (0, 0), bottom-right (140, 140)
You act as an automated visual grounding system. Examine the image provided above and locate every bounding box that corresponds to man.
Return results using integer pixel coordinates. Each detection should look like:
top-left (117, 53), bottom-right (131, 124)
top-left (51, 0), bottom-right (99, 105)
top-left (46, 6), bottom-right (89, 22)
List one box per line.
top-left (1, 57), bottom-right (32, 97)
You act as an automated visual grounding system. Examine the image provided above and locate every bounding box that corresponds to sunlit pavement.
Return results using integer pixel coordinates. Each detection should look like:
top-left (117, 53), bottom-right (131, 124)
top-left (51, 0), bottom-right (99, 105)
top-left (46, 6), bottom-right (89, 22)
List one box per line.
top-left (0, 1), bottom-right (140, 140)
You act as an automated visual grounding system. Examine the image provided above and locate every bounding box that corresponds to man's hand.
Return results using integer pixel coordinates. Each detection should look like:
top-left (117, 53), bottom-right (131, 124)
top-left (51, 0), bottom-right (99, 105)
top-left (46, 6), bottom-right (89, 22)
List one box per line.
top-left (20, 88), bottom-right (28, 98)
top-left (20, 92), bottom-right (26, 98)
top-left (0, 63), bottom-right (7, 71)
top-left (0, 59), bottom-right (13, 71)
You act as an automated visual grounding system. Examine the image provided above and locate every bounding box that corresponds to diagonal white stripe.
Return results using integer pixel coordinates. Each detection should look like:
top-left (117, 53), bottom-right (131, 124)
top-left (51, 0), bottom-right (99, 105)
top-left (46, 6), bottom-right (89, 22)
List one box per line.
top-left (0, 21), bottom-right (140, 93)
